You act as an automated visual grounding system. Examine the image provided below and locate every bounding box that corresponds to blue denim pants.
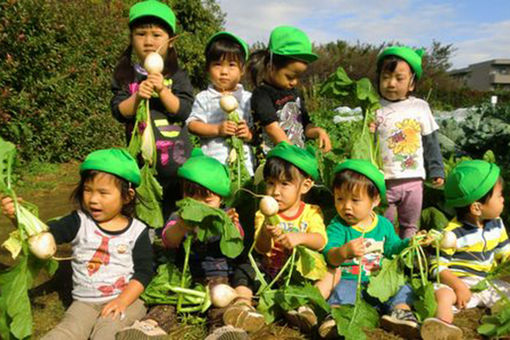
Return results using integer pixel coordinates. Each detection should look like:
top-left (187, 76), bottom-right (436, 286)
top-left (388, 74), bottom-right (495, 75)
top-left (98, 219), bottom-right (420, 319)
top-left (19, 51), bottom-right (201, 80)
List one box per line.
top-left (328, 279), bottom-right (414, 313)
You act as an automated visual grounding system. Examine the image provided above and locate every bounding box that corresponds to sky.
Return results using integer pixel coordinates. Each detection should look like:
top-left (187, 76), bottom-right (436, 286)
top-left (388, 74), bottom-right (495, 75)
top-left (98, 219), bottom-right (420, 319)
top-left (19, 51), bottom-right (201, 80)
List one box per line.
top-left (217, 0), bottom-right (510, 70)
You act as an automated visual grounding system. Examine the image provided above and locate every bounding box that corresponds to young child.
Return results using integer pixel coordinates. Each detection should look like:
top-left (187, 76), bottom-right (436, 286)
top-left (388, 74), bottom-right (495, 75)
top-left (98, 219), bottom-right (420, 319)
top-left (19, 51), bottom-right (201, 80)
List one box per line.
top-left (318, 159), bottom-right (419, 339)
top-left (111, 0), bottom-right (194, 219)
top-left (374, 46), bottom-right (445, 238)
top-left (187, 31), bottom-right (255, 175)
top-left (0, 149), bottom-right (154, 339)
top-left (117, 149), bottom-right (251, 339)
top-left (226, 142), bottom-right (328, 333)
top-left (422, 160), bottom-right (510, 340)
top-left (247, 26), bottom-right (331, 154)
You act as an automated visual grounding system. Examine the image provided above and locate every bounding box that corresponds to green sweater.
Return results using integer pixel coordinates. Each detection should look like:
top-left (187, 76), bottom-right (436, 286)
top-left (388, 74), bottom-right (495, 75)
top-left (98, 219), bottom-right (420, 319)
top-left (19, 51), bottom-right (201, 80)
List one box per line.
top-left (323, 214), bottom-right (409, 282)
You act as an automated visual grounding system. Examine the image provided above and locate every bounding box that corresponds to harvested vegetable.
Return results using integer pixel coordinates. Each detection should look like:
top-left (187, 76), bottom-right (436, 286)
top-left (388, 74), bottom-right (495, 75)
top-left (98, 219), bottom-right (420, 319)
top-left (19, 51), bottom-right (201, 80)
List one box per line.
top-left (210, 284), bottom-right (238, 307)
top-left (144, 52), bottom-right (164, 75)
top-left (259, 196), bottom-right (280, 226)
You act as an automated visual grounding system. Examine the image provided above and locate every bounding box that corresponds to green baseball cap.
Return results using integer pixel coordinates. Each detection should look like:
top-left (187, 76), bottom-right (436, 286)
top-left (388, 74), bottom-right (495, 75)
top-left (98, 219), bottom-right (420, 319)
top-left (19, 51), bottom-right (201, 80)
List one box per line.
top-left (444, 160), bottom-right (500, 208)
top-left (334, 159), bottom-right (386, 202)
top-left (269, 26), bottom-right (318, 63)
top-left (377, 46), bottom-right (424, 80)
top-left (267, 142), bottom-right (319, 181)
top-left (206, 31), bottom-right (250, 61)
top-left (177, 149), bottom-right (231, 197)
top-left (129, 0), bottom-right (177, 34)
top-left (80, 149), bottom-right (141, 187)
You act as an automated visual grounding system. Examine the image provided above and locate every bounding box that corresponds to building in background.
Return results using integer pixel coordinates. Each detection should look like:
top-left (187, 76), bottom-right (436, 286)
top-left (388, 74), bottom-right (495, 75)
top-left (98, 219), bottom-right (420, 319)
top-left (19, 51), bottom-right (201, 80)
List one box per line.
top-left (450, 59), bottom-right (510, 91)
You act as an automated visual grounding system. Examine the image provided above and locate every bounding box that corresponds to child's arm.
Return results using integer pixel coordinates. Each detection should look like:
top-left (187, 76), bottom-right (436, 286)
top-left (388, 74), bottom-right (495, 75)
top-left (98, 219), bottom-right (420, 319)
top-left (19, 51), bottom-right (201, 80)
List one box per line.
top-left (148, 73), bottom-right (181, 115)
top-left (188, 120), bottom-right (237, 138)
top-left (438, 269), bottom-right (471, 309)
top-left (422, 131), bottom-right (445, 187)
top-left (326, 238), bottom-right (365, 267)
top-left (101, 279), bottom-right (144, 319)
top-left (276, 232), bottom-right (325, 251)
top-left (162, 218), bottom-right (193, 249)
top-left (255, 223), bottom-right (280, 254)
top-left (116, 79), bottom-right (154, 119)
top-left (264, 122), bottom-right (291, 145)
top-left (305, 124), bottom-right (332, 153)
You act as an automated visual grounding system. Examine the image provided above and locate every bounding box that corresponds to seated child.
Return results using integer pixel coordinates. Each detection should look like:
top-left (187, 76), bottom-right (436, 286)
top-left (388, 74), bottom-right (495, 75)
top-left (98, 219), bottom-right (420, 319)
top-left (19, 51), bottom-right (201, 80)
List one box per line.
top-left (117, 149), bottom-right (249, 339)
top-left (318, 159), bottom-right (419, 339)
top-left (226, 141), bottom-right (328, 333)
top-left (421, 160), bottom-right (510, 340)
top-left (1, 149), bottom-right (154, 340)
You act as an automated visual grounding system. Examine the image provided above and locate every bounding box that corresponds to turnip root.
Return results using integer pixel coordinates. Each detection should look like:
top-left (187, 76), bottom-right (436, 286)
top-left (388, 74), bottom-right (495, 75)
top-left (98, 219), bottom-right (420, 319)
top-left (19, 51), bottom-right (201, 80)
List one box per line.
top-left (210, 284), bottom-right (238, 307)
top-left (144, 52), bottom-right (164, 74)
top-left (440, 230), bottom-right (457, 250)
top-left (220, 95), bottom-right (239, 113)
top-left (260, 196), bottom-right (280, 226)
top-left (28, 232), bottom-right (57, 260)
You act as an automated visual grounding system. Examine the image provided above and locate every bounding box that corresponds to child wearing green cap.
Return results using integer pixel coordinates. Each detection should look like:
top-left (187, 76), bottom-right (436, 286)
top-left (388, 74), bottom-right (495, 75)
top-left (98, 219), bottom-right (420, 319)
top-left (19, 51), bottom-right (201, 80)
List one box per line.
top-left (373, 46), bottom-right (445, 239)
top-left (222, 142), bottom-right (328, 333)
top-left (421, 160), bottom-right (510, 340)
top-left (1, 148), bottom-right (154, 339)
top-left (187, 31), bottom-right (255, 176)
top-left (318, 159), bottom-right (421, 339)
top-left (111, 0), bottom-right (194, 219)
top-left (247, 26), bottom-right (331, 154)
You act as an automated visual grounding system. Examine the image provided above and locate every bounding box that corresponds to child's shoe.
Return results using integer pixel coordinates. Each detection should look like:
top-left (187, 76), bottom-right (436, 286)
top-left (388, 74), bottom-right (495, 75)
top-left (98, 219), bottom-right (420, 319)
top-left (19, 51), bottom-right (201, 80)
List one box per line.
top-left (222, 303), bottom-right (265, 333)
top-left (204, 325), bottom-right (249, 340)
top-left (318, 315), bottom-right (338, 339)
top-left (380, 308), bottom-right (420, 339)
top-left (420, 317), bottom-right (463, 340)
top-left (115, 319), bottom-right (167, 340)
top-left (285, 305), bottom-right (318, 333)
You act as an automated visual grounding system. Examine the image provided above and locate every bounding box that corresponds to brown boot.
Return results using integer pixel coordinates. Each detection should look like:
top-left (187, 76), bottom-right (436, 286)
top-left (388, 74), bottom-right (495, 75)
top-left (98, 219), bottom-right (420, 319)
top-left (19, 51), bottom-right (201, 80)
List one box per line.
top-left (142, 304), bottom-right (177, 333)
top-left (223, 303), bottom-right (265, 333)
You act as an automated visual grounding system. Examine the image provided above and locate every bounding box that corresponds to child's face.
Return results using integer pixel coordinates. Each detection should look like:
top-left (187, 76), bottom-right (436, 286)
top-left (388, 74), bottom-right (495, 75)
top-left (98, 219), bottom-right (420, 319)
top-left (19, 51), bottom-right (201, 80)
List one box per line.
top-left (265, 174), bottom-right (312, 214)
top-left (480, 181), bottom-right (505, 220)
top-left (268, 60), bottom-right (308, 90)
top-left (379, 60), bottom-right (415, 101)
top-left (208, 58), bottom-right (244, 92)
top-left (186, 192), bottom-right (222, 209)
top-left (334, 185), bottom-right (380, 226)
top-left (131, 25), bottom-right (171, 64)
top-left (83, 173), bottom-right (133, 223)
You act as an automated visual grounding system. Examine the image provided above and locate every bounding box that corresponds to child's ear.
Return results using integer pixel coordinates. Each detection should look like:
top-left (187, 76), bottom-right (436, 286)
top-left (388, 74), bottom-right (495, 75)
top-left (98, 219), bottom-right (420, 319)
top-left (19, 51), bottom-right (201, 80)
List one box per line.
top-left (124, 188), bottom-right (136, 204)
top-left (470, 202), bottom-right (483, 217)
top-left (300, 178), bottom-right (314, 194)
top-left (372, 195), bottom-right (381, 209)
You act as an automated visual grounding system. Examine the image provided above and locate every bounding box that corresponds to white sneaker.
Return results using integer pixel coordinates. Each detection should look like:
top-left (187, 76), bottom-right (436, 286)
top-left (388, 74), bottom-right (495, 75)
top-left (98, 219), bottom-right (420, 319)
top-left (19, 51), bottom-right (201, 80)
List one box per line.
top-left (421, 317), bottom-right (463, 340)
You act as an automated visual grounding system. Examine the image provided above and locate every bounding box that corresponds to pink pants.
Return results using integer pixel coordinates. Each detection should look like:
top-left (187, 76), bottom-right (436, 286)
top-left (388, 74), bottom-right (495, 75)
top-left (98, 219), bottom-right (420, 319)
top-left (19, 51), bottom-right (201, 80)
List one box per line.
top-left (384, 178), bottom-right (423, 239)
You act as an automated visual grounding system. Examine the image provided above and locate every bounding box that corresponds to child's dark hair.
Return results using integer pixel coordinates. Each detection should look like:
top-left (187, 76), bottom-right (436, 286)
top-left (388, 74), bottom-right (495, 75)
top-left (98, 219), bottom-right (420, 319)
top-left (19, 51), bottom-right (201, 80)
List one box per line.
top-left (181, 178), bottom-right (216, 199)
top-left (113, 16), bottom-right (179, 87)
top-left (455, 176), bottom-right (504, 220)
top-left (333, 170), bottom-right (380, 200)
top-left (206, 38), bottom-right (246, 69)
top-left (376, 55), bottom-right (417, 93)
top-left (247, 50), bottom-right (295, 86)
top-left (263, 157), bottom-right (309, 182)
top-left (72, 170), bottom-right (137, 217)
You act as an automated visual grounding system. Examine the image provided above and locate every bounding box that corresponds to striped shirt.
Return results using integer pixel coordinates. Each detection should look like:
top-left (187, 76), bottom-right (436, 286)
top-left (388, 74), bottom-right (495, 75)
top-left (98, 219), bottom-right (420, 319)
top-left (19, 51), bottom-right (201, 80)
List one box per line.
top-left (430, 217), bottom-right (510, 278)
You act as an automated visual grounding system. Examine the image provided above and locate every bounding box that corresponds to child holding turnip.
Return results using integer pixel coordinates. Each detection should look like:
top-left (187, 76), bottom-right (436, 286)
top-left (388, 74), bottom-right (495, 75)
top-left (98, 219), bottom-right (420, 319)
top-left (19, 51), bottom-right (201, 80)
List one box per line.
top-left (187, 31), bottom-right (255, 176)
top-left (225, 142), bottom-right (328, 333)
top-left (319, 159), bottom-right (420, 339)
top-left (373, 46), bottom-right (444, 238)
top-left (248, 26), bottom-right (331, 154)
top-left (111, 0), bottom-right (194, 220)
top-left (0, 149), bottom-right (154, 340)
top-left (117, 149), bottom-right (252, 339)
top-left (422, 160), bottom-right (510, 340)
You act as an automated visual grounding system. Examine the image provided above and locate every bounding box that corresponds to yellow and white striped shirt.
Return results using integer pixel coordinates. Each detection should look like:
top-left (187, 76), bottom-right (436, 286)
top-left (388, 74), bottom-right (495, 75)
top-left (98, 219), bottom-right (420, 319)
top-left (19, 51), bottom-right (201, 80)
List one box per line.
top-left (430, 217), bottom-right (510, 278)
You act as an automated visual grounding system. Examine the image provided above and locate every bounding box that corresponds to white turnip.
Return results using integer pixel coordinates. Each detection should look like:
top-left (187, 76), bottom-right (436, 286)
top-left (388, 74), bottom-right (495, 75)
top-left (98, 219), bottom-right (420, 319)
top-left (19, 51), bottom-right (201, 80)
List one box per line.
top-left (440, 230), bottom-right (457, 250)
top-left (210, 283), bottom-right (238, 307)
top-left (144, 52), bottom-right (164, 74)
top-left (219, 95), bottom-right (239, 113)
top-left (260, 196), bottom-right (280, 226)
top-left (28, 232), bottom-right (57, 260)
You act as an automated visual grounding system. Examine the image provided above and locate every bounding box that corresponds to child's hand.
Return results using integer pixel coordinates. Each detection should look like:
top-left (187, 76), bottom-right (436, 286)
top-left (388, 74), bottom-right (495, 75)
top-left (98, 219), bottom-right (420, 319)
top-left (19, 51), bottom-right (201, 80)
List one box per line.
top-left (276, 232), bottom-right (302, 249)
top-left (100, 297), bottom-right (128, 320)
top-left (265, 224), bottom-right (282, 238)
top-left (218, 121), bottom-right (237, 137)
top-left (316, 128), bottom-right (332, 153)
top-left (147, 73), bottom-right (165, 93)
top-left (137, 80), bottom-right (154, 99)
top-left (432, 177), bottom-right (444, 188)
top-left (345, 238), bottom-right (365, 258)
top-left (0, 195), bottom-right (18, 220)
top-left (453, 282), bottom-right (472, 309)
top-left (412, 230), bottom-right (434, 247)
top-left (235, 121), bottom-right (252, 141)
top-left (369, 122), bottom-right (378, 133)
top-left (226, 208), bottom-right (239, 226)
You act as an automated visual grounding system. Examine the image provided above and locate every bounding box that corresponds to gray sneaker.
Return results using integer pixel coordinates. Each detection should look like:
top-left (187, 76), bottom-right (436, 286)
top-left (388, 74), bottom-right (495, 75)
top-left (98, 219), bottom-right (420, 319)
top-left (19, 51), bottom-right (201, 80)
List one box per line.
top-left (421, 317), bottom-right (463, 340)
top-left (380, 308), bottom-right (420, 339)
top-left (116, 320), bottom-right (167, 340)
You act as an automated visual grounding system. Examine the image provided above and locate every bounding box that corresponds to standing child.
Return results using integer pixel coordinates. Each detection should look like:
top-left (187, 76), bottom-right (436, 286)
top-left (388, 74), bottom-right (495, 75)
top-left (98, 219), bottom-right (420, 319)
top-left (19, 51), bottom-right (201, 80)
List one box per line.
top-left (247, 26), bottom-right (331, 153)
top-left (422, 160), bottom-right (510, 340)
top-left (226, 142), bottom-right (328, 333)
top-left (111, 0), bottom-right (194, 219)
top-left (0, 149), bottom-right (154, 340)
top-left (187, 31), bottom-right (255, 176)
top-left (318, 159), bottom-right (419, 339)
top-left (374, 46), bottom-right (445, 238)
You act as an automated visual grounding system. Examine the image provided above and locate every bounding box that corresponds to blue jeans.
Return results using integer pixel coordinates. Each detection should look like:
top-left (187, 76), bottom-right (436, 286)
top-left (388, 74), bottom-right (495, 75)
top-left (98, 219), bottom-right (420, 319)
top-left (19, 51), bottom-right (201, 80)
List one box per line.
top-left (328, 279), bottom-right (414, 313)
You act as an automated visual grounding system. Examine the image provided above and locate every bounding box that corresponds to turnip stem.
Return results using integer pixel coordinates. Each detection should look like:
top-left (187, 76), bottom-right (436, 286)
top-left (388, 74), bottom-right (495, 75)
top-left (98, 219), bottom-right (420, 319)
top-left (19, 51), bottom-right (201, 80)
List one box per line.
top-left (178, 236), bottom-right (192, 312)
top-left (259, 249), bottom-right (294, 295)
top-left (285, 248), bottom-right (297, 287)
top-left (169, 286), bottom-right (206, 298)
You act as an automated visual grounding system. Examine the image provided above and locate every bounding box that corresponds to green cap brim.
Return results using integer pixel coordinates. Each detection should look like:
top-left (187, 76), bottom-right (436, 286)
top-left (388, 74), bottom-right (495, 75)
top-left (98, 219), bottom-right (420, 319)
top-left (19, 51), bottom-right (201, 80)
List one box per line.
top-left (206, 31), bottom-right (250, 61)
